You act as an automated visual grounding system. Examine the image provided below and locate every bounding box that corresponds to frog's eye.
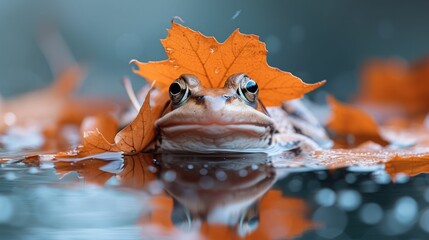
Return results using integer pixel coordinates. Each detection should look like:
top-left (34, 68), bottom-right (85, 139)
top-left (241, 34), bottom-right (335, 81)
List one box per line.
top-left (169, 77), bottom-right (190, 105)
top-left (237, 75), bottom-right (259, 103)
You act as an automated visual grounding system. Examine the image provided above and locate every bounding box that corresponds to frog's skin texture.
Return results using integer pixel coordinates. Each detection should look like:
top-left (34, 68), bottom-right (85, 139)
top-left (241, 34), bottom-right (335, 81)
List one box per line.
top-left (155, 74), bottom-right (331, 153)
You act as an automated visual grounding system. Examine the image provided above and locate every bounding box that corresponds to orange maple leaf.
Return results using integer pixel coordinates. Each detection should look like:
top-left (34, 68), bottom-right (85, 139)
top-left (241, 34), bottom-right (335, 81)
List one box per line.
top-left (132, 22), bottom-right (324, 106)
top-left (327, 96), bottom-right (388, 147)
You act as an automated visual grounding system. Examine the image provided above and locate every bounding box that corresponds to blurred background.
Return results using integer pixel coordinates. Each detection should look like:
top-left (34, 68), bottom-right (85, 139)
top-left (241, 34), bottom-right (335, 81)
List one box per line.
top-left (1, 0), bottom-right (429, 101)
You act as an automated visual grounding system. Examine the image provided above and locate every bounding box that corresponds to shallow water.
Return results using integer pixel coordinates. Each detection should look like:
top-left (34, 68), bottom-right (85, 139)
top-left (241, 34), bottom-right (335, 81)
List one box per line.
top-left (1, 152), bottom-right (429, 240)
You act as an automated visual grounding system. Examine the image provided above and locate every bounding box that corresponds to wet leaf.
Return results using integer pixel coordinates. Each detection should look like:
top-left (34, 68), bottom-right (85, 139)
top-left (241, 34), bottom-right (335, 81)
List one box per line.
top-left (327, 96), bottom-right (388, 147)
top-left (114, 84), bottom-right (161, 153)
top-left (76, 130), bottom-right (120, 156)
top-left (132, 22), bottom-right (324, 106)
top-left (80, 114), bottom-right (119, 143)
top-left (385, 154), bottom-right (429, 181)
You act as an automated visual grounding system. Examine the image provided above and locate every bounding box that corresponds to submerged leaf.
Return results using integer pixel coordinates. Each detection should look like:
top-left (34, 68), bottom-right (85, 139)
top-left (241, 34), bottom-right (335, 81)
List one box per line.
top-left (132, 22), bottom-right (324, 106)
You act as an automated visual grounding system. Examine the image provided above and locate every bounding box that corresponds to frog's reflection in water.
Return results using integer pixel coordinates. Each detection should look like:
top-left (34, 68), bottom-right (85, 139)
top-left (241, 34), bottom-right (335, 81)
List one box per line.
top-left (55, 153), bottom-right (316, 239)
top-left (156, 153), bottom-right (275, 236)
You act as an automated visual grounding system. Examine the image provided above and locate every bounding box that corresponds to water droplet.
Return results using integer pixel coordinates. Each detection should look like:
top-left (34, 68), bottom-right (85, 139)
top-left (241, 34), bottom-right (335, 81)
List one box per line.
top-left (238, 169), bottom-right (248, 177)
top-left (373, 170), bottom-right (391, 184)
top-left (345, 173), bottom-right (357, 184)
top-left (148, 181), bottom-right (164, 195)
top-left (28, 167), bottom-right (39, 174)
top-left (395, 173), bottom-right (409, 183)
top-left (173, 65), bottom-right (180, 70)
top-left (199, 176), bottom-right (214, 189)
top-left (337, 190), bottom-right (361, 211)
top-left (214, 67), bottom-right (220, 74)
top-left (315, 188), bottom-right (336, 207)
top-left (166, 47), bottom-right (174, 54)
top-left (4, 172), bottom-right (17, 181)
top-left (209, 45), bottom-right (217, 54)
top-left (394, 196), bottom-right (417, 224)
top-left (187, 164), bottom-right (194, 170)
top-left (288, 178), bottom-right (303, 192)
top-left (168, 58), bottom-right (176, 63)
top-left (0, 195), bottom-right (14, 223)
top-left (419, 208), bottom-right (429, 232)
top-left (251, 164), bottom-right (258, 170)
top-left (215, 170), bottom-right (227, 181)
top-left (162, 170), bottom-right (176, 182)
top-left (199, 168), bottom-right (208, 176)
top-left (3, 112), bottom-right (16, 126)
top-left (359, 203), bottom-right (383, 225)
top-left (148, 166), bottom-right (157, 173)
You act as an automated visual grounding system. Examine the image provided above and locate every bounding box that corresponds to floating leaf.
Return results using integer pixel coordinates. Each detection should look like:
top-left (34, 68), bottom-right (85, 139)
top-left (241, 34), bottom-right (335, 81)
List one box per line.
top-left (385, 154), bottom-right (429, 181)
top-left (327, 96), bottom-right (388, 147)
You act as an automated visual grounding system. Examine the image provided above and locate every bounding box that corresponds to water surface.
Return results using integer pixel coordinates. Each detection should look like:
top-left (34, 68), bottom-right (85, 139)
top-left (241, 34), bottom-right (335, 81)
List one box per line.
top-left (0, 152), bottom-right (428, 239)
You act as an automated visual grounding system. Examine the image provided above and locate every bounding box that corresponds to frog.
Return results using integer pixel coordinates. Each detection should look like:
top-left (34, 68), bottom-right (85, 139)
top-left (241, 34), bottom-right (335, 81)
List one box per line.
top-left (155, 73), bottom-right (331, 153)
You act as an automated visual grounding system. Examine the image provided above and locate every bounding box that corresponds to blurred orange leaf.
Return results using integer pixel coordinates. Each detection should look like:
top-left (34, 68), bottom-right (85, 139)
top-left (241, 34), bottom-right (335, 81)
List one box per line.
top-left (356, 57), bottom-right (429, 119)
top-left (132, 22), bottom-right (324, 106)
top-left (0, 65), bottom-right (84, 132)
top-left (327, 96), bottom-right (388, 147)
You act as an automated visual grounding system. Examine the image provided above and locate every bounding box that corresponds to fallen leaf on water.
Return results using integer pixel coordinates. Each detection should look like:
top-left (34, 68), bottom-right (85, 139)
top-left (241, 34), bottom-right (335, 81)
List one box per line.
top-left (132, 22), bottom-right (324, 106)
top-left (385, 154), bottom-right (429, 181)
top-left (327, 95), bottom-right (388, 148)
top-left (0, 65), bottom-right (84, 132)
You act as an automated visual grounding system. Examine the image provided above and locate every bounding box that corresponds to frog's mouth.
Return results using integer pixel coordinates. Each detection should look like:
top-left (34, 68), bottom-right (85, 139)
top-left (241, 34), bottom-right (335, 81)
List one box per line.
top-left (157, 123), bottom-right (274, 153)
top-left (161, 123), bottom-right (270, 137)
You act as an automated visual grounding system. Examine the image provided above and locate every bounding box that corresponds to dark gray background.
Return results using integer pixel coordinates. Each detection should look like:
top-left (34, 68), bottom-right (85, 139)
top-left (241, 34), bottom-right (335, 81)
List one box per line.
top-left (1, 0), bottom-right (428, 101)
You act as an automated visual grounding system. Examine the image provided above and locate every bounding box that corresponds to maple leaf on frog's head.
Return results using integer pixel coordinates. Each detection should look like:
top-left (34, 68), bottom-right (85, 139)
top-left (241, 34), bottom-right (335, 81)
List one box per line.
top-left (131, 22), bottom-right (325, 106)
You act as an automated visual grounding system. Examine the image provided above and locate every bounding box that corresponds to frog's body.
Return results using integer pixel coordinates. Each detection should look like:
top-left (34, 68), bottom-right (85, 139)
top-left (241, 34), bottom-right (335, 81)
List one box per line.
top-left (155, 74), bottom-right (331, 153)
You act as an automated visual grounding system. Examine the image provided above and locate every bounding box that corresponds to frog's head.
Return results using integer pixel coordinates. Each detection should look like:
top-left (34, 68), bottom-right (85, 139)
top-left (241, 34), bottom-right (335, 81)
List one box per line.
top-left (155, 74), bottom-right (274, 152)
